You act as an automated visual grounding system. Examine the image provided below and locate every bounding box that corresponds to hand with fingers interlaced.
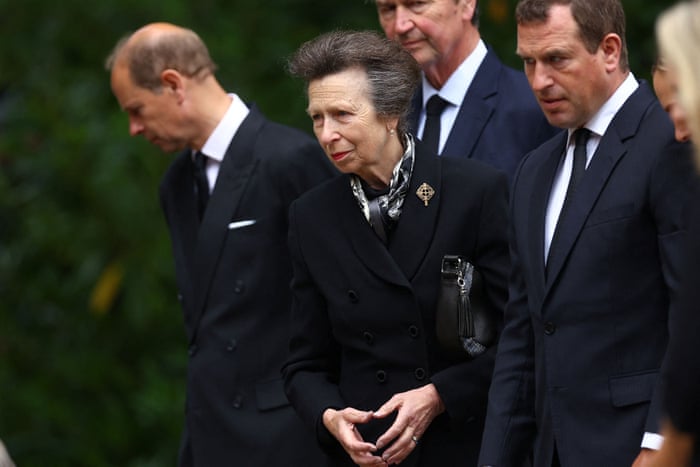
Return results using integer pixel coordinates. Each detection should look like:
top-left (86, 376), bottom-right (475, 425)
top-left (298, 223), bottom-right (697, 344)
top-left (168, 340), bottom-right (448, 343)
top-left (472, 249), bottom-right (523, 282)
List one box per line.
top-left (371, 383), bottom-right (445, 465)
top-left (322, 407), bottom-right (390, 466)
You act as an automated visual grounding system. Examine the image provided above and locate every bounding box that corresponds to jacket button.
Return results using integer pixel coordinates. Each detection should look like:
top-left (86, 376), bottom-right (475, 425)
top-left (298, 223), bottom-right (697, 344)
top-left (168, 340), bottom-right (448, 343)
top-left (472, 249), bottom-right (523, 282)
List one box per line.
top-left (408, 325), bottom-right (420, 338)
top-left (414, 368), bottom-right (426, 381)
top-left (226, 339), bottom-right (237, 352)
top-left (376, 370), bottom-right (387, 383)
top-left (348, 290), bottom-right (359, 303)
top-left (233, 280), bottom-right (246, 294)
top-left (544, 322), bottom-right (556, 335)
top-left (363, 332), bottom-right (374, 345)
top-left (188, 344), bottom-right (198, 357)
top-left (176, 293), bottom-right (183, 302)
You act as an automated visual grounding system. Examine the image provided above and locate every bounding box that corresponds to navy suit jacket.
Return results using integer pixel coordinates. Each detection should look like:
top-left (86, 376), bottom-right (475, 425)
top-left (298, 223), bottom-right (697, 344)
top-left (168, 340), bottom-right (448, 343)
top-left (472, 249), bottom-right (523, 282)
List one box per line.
top-left (410, 47), bottom-right (559, 182)
top-left (283, 141), bottom-right (510, 466)
top-left (478, 82), bottom-right (698, 467)
top-left (160, 105), bottom-right (335, 467)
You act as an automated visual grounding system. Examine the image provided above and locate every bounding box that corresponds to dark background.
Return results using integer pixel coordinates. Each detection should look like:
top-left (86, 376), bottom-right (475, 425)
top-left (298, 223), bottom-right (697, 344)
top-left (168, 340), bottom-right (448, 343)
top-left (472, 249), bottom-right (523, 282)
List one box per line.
top-left (0, 0), bottom-right (676, 465)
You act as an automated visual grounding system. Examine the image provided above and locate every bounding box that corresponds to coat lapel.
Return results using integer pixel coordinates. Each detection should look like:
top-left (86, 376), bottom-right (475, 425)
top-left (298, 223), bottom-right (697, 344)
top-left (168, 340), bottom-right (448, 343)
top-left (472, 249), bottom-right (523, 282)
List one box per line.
top-left (169, 152), bottom-right (201, 277)
top-left (334, 176), bottom-right (411, 288)
top-left (544, 83), bottom-right (651, 290)
top-left (188, 106), bottom-right (265, 341)
top-left (164, 152), bottom-right (200, 340)
top-left (389, 142), bottom-right (441, 281)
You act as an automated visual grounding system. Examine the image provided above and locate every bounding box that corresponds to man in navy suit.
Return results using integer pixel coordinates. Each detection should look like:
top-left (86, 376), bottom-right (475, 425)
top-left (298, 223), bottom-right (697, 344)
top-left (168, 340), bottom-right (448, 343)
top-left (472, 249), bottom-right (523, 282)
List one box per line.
top-left (478, 1), bottom-right (697, 466)
top-left (107, 23), bottom-right (334, 467)
top-left (373, 0), bottom-right (558, 181)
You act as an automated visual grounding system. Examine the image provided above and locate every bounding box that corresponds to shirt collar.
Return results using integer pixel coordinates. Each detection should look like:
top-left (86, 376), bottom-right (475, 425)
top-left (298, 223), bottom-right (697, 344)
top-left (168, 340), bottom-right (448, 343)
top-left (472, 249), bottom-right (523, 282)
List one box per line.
top-left (570, 72), bottom-right (638, 142)
top-left (421, 39), bottom-right (487, 107)
top-left (199, 93), bottom-right (250, 162)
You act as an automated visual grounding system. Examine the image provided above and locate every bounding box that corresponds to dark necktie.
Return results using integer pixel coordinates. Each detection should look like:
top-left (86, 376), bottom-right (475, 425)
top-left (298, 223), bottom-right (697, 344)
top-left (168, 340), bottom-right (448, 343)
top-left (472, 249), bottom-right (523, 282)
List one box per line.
top-left (422, 95), bottom-right (449, 155)
top-left (563, 128), bottom-right (591, 208)
top-left (193, 151), bottom-right (209, 221)
top-left (547, 128), bottom-right (591, 267)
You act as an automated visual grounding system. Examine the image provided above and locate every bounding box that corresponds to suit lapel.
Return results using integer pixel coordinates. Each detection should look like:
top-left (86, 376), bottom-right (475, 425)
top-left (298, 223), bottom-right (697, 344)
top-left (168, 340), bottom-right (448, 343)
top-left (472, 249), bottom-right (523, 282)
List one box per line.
top-left (442, 49), bottom-right (500, 159)
top-left (389, 142), bottom-right (441, 281)
top-left (334, 176), bottom-right (410, 288)
top-left (409, 49), bottom-right (501, 160)
top-left (528, 134), bottom-right (568, 293)
top-left (544, 83), bottom-right (651, 290)
top-left (189, 106), bottom-right (265, 341)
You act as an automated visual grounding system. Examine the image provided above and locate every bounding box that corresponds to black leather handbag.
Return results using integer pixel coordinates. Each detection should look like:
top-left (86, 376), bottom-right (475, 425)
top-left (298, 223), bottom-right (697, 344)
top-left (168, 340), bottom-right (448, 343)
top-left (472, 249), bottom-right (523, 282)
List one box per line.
top-left (435, 255), bottom-right (495, 358)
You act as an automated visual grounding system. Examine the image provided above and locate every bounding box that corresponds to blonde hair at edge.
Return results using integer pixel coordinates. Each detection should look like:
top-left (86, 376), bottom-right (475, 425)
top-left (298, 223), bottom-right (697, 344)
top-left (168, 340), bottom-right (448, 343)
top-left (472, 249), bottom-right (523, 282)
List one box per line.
top-left (657, 0), bottom-right (700, 164)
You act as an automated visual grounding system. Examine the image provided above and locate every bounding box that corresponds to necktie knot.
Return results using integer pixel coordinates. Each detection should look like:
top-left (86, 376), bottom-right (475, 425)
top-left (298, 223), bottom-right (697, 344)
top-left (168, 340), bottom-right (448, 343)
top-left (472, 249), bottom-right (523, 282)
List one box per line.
top-left (573, 127), bottom-right (591, 151)
top-left (422, 95), bottom-right (449, 155)
top-left (426, 94), bottom-right (448, 117)
top-left (194, 150), bottom-right (207, 171)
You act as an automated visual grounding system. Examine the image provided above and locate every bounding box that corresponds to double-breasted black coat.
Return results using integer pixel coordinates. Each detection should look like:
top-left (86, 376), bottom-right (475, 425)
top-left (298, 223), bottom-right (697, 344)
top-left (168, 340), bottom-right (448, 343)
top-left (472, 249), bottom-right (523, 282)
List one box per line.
top-left (283, 141), bottom-right (510, 466)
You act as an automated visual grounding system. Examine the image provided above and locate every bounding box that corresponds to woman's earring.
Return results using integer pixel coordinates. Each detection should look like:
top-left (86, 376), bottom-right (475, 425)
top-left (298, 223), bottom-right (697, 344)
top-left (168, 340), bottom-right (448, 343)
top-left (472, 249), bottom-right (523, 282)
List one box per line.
top-left (389, 128), bottom-right (396, 135)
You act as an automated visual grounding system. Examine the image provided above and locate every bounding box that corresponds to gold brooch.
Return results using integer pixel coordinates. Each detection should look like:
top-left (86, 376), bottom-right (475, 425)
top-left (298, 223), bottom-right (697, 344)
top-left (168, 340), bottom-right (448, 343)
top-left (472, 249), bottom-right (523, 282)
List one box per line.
top-left (416, 183), bottom-right (435, 207)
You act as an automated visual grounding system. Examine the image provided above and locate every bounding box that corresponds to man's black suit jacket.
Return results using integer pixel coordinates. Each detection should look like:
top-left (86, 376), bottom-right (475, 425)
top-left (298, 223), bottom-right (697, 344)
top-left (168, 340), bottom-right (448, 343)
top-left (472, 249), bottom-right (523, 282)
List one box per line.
top-left (283, 140), bottom-right (510, 466)
top-left (159, 105), bottom-right (335, 467)
top-left (410, 47), bottom-right (560, 182)
top-left (479, 82), bottom-right (698, 467)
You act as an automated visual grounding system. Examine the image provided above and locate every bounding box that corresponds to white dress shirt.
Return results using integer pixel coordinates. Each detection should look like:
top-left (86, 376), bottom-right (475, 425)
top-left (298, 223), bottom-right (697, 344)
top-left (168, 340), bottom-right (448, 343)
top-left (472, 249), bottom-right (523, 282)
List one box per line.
top-left (543, 72), bottom-right (638, 261)
top-left (193, 93), bottom-right (250, 192)
top-left (418, 40), bottom-right (488, 155)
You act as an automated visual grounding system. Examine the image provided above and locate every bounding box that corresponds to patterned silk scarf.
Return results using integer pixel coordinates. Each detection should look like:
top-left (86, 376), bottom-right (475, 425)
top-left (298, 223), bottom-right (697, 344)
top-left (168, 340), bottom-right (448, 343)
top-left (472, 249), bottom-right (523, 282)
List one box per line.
top-left (350, 134), bottom-right (415, 237)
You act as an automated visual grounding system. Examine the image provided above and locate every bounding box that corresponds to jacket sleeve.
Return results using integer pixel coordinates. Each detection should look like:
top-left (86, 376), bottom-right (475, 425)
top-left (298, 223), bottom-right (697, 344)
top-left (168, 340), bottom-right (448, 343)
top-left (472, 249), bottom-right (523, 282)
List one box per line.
top-left (478, 159), bottom-right (537, 467)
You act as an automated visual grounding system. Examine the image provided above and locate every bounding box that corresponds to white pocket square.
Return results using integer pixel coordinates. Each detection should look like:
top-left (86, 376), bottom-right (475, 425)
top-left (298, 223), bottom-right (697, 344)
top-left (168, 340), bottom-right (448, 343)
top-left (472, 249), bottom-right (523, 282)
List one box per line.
top-left (227, 219), bottom-right (257, 230)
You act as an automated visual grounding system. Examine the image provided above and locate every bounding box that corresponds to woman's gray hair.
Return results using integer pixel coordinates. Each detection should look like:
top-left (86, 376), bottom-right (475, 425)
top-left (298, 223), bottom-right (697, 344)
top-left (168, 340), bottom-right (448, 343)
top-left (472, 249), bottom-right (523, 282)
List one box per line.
top-left (288, 30), bottom-right (421, 137)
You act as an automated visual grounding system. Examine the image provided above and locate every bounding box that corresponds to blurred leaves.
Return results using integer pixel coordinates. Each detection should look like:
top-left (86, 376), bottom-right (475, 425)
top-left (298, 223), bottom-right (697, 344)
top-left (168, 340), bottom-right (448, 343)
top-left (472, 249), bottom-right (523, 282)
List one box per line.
top-left (0, 0), bottom-right (678, 465)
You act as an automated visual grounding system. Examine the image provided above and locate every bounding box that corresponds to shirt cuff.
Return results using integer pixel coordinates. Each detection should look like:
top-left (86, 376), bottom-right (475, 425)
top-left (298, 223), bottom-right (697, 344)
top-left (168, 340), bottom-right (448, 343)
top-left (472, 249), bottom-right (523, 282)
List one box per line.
top-left (641, 432), bottom-right (664, 450)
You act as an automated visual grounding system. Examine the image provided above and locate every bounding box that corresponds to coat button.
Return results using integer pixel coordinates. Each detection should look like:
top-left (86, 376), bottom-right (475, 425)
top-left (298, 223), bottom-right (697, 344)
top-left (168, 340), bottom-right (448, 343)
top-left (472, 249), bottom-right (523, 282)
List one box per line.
top-left (233, 280), bottom-right (245, 294)
top-left (348, 290), bottom-right (359, 303)
top-left (363, 332), bottom-right (374, 345)
top-left (176, 293), bottom-right (183, 302)
top-left (414, 368), bottom-right (426, 381)
top-left (232, 394), bottom-right (243, 409)
top-left (408, 325), bottom-right (420, 338)
top-left (376, 370), bottom-right (387, 383)
top-left (544, 322), bottom-right (556, 335)
top-left (188, 344), bottom-right (198, 357)
top-left (226, 339), bottom-right (237, 352)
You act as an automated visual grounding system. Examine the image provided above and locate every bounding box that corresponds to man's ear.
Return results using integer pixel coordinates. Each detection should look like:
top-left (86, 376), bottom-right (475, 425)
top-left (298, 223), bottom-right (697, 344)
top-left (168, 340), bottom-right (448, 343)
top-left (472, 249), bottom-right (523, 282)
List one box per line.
top-left (160, 69), bottom-right (185, 101)
top-left (600, 33), bottom-right (622, 72)
top-left (462, 0), bottom-right (477, 23)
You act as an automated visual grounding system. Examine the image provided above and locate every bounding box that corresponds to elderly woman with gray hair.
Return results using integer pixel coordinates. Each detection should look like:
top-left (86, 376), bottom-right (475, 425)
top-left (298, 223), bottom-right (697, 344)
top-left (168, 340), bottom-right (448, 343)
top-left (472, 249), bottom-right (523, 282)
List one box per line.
top-left (281, 30), bottom-right (509, 466)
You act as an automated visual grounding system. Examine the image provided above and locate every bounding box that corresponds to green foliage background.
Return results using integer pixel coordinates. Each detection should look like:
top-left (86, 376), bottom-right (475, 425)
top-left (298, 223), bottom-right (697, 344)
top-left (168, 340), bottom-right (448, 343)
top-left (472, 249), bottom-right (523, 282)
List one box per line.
top-left (0, 0), bottom-right (678, 465)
